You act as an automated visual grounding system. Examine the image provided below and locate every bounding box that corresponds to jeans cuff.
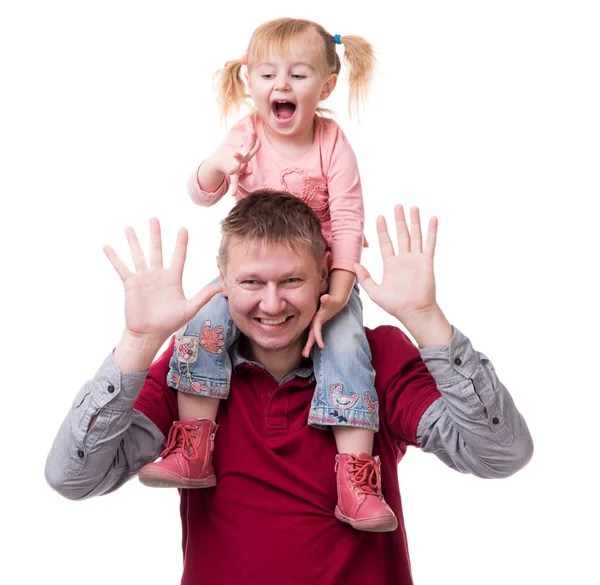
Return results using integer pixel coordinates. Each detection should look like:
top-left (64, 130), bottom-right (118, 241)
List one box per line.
top-left (167, 371), bottom-right (230, 399)
top-left (308, 407), bottom-right (379, 432)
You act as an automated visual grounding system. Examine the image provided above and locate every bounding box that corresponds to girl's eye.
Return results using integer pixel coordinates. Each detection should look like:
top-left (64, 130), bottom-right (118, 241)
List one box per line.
top-left (261, 74), bottom-right (275, 80)
top-left (291, 75), bottom-right (306, 79)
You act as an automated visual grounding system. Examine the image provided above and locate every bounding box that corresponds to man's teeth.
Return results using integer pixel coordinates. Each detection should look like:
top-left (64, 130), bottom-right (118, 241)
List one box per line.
top-left (260, 317), bottom-right (288, 325)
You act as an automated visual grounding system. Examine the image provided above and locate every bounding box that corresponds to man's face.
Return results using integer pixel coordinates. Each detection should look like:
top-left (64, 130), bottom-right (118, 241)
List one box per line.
top-left (219, 238), bottom-right (329, 358)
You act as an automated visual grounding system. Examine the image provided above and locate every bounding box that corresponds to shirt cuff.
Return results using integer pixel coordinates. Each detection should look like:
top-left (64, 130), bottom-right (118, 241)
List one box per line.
top-left (88, 352), bottom-right (148, 412)
top-left (419, 326), bottom-right (480, 380)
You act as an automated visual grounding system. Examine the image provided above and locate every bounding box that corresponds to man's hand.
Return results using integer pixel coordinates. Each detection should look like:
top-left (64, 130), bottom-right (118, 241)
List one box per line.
top-left (355, 205), bottom-right (453, 348)
top-left (104, 218), bottom-right (221, 371)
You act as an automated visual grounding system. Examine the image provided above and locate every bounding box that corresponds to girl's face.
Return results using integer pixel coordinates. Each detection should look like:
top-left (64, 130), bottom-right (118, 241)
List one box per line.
top-left (247, 32), bottom-right (337, 147)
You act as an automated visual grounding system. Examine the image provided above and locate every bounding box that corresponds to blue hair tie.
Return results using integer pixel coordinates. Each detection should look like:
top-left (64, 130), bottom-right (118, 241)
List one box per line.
top-left (333, 34), bottom-right (342, 45)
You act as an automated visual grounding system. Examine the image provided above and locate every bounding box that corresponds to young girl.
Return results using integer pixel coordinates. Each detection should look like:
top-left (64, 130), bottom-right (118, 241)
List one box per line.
top-left (139, 17), bottom-right (397, 532)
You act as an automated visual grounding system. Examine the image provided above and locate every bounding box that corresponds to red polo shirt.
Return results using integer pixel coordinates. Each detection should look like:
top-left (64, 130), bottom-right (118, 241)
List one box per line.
top-left (135, 325), bottom-right (441, 585)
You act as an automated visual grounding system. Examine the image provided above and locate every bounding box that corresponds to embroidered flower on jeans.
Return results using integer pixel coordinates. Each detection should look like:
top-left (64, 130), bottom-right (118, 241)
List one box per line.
top-left (199, 320), bottom-right (225, 355)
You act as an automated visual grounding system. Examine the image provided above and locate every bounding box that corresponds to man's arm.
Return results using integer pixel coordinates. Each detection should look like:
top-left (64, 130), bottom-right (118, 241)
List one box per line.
top-left (417, 327), bottom-right (533, 478)
top-left (45, 219), bottom-right (220, 499)
top-left (44, 346), bottom-right (173, 500)
top-left (356, 205), bottom-right (533, 478)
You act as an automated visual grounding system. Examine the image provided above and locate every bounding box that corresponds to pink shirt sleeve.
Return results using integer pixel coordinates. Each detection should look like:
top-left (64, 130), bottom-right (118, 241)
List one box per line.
top-left (187, 117), bottom-right (254, 206)
top-left (322, 121), bottom-right (365, 273)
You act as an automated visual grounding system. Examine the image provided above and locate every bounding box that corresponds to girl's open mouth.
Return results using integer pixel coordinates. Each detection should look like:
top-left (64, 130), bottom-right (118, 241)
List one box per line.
top-left (272, 101), bottom-right (297, 120)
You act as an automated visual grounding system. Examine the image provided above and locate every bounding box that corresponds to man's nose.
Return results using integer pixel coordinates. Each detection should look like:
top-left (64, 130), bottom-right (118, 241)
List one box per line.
top-left (259, 284), bottom-right (286, 314)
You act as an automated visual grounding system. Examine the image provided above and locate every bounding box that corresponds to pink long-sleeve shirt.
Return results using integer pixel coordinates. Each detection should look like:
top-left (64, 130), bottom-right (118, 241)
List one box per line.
top-left (188, 115), bottom-right (366, 273)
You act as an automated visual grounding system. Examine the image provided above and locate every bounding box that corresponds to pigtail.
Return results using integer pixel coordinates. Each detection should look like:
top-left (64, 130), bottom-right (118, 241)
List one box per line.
top-left (213, 58), bottom-right (248, 122)
top-left (337, 35), bottom-right (376, 119)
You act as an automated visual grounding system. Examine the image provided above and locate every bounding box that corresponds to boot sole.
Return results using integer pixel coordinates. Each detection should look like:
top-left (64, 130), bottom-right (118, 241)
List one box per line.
top-left (138, 468), bottom-right (217, 489)
top-left (335, 506), bottom-right (398, 532)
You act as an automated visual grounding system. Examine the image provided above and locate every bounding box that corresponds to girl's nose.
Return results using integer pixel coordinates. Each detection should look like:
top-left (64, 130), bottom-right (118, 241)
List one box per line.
top-left (273, 75), bottom-right (291, 91)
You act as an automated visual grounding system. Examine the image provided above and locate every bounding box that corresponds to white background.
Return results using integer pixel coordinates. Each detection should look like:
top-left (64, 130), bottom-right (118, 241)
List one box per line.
top-left (1, 1), bottom-right (599, 583)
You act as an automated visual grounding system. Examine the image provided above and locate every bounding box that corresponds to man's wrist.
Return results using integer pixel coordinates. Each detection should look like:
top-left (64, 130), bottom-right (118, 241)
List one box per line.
top-left (113, 331), bottom-right (166, 373)
top-left (396, 305), bottom-right (453, 348)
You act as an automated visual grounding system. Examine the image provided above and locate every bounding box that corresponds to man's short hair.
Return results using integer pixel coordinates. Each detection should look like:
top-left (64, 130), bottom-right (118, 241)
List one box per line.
top-left (218, 191), bottom-right (328, 270)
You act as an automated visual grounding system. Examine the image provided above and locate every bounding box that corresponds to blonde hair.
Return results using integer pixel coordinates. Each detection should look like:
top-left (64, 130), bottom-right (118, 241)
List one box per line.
top-left (213, 18), bottom-right (376, 121)
top-left (218, 190), bottom-right (328, 271)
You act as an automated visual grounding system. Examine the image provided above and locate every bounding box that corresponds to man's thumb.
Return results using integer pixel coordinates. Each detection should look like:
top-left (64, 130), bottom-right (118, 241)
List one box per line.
top-left (354, 264), bottom-right (376, 296)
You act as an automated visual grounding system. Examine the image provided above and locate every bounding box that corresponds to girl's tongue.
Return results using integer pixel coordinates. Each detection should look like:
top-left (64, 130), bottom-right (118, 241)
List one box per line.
top-left (274, 102), bottom-right (296, 119)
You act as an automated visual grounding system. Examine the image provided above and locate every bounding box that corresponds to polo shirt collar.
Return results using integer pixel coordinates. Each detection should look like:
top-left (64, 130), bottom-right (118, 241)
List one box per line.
top-left (230, 337), bottom-right (314, 383)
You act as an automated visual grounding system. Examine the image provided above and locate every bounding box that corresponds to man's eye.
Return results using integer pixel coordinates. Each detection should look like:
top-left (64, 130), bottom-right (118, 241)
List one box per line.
top-left (243, 280), bottom-right (259, 285)
top-left (284, 278), bottom-right (301, 284)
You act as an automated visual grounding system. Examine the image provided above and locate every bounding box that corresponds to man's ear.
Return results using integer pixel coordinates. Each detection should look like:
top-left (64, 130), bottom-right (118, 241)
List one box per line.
top-left (320, 74), bottom-right (338, 101)
top-left (216, 256), bottom-right (228, 298)
top-left (319, 251), bottom-right (331, 294)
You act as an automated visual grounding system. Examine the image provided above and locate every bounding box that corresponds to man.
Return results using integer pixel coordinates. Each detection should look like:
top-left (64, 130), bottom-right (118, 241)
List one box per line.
top-left (46, 192), bottom-right (533, 585)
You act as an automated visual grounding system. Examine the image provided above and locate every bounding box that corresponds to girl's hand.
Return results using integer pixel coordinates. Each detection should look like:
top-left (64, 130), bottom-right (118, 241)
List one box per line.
top-left (302, 293), bottom-right (347, 357)
top-left (207, 130), bottom-right (261, 194)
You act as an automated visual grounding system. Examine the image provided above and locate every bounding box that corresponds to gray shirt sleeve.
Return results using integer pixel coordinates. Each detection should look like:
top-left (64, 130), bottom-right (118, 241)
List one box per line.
top-left (44, 352), bottom-right (166, 500)
top-left (417, 327), bottom-right (533, 478)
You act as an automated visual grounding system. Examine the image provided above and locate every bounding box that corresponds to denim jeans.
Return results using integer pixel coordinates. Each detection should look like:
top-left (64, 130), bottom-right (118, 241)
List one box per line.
top-left (167, 281), bottom-right (379, 432)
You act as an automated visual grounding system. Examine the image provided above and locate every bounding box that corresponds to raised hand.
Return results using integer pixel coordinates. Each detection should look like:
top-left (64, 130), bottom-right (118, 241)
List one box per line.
top-left (208, 130), bottom-right (261, 195)
top-left (355, 205), bottom-right (452, 347)
top-left (104, 219), bottom-right (221, 364)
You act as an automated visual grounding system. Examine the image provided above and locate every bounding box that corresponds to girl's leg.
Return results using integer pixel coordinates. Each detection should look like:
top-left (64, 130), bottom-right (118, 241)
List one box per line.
top-left (310, 284), bottom-right (397, 532)
top-left (139, 278), bottom-right (237, 489)
top-left (309, 284), bottom-right (379, 434)
top-left (178, 393), bottom-right (221, 422)
top-left (331, 426), bottom-right (374, 457)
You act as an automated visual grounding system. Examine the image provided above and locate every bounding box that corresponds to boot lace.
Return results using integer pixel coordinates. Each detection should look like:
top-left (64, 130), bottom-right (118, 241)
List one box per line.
top-left (160, 421), bottom-right (200, 461)
top-left (347, 454), bottom-right (382, 497)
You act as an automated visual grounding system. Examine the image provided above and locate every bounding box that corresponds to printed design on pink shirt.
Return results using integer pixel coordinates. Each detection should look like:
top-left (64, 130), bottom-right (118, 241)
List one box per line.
top-left (365, 393), bottom-right (379, 414)
top-left (199, 320), bottom-right (225, 355)
top-left (280, 168), bottom-right (330, 220)
top-left (329, 383), bottom-right (359, 410)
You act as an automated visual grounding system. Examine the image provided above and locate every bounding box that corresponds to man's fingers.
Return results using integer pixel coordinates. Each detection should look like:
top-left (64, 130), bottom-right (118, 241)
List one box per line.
top-left (149, 218), bottom-right (163, 268)
top-left (394, 204), bottom-right (410, 253)
top-left (410, 207), bottom-right (423, 253)
top-left (354, 263), bottom-right (378, 297)
top-left (169, 227), bottom-right (189, 277)
top-left (424, 216), bottom-right (438, 258)
top-left (376, 215), bottom-right (396, 260)
top-left (103, 245), bottom-right (132, 282)
top-left (125, 227), bottom-right (148, 271)
top-left (186, 283), bottom-right (222, 319)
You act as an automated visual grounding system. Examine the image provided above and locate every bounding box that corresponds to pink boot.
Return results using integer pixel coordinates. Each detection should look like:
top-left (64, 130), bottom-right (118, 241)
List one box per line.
top-left (334, 452), bottom-right (398, 532)
top-left (138, 418), bottom-right (217, 488)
